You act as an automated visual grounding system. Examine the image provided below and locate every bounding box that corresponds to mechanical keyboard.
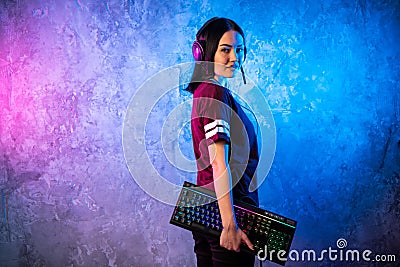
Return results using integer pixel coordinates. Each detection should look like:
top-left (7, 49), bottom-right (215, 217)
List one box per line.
top-left (169, 181), bottom-right (297, 266)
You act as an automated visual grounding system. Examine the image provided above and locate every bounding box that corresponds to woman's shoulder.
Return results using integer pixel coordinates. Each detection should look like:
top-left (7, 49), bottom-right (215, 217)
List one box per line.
top-left (194, 82), bottom-right (230, 100)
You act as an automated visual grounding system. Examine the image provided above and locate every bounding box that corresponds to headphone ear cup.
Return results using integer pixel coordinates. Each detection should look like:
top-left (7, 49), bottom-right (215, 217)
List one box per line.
top-left (192, 40), bottom-right (205, 61)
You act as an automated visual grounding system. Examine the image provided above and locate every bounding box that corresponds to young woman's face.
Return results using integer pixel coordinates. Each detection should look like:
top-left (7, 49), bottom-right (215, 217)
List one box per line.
top-left (213, 30), bottom-right (245, 80)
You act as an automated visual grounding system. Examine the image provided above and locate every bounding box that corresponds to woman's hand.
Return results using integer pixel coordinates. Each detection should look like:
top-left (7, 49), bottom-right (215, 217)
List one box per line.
top-left (220, 222), bottom-right (254, 252)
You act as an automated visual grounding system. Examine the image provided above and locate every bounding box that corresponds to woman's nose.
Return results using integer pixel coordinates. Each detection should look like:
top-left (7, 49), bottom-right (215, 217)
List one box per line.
top-left (229, 49), bottom-right (238, 62)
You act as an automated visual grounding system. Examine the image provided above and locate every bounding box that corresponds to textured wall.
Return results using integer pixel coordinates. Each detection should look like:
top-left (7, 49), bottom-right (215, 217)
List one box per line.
top-left (0, 0), bottom-right (399, 266)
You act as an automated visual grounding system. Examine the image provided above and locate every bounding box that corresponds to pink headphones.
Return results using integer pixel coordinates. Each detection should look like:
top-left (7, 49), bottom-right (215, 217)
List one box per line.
top-left (192, 39), bottom-right (207, 62)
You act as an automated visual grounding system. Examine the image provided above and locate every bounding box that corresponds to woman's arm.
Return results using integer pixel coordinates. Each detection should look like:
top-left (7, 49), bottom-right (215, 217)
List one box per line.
top-left (208, 141), bottom-right (254, 252)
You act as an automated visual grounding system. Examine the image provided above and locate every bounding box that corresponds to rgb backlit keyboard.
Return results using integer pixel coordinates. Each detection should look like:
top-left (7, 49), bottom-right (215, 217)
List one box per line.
top-left (170, 181), bottom-right (297, 265)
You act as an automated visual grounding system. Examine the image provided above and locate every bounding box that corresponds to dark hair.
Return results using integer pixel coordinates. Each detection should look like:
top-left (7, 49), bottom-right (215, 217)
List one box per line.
top-left (185, 17), bottom-right (246, 93)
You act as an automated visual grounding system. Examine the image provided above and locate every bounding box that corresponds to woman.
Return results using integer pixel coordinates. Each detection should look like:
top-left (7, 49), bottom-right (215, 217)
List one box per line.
top-left (186, 17), bottom-right (259, 267)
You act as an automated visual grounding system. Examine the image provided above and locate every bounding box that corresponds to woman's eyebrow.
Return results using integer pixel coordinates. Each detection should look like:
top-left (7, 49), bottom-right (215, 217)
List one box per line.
top-left (219, 44), bottom-right (244, 47)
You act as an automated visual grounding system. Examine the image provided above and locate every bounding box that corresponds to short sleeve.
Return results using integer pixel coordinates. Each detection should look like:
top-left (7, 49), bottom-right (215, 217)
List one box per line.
top-left (193, 83), bottom-right (232, 146)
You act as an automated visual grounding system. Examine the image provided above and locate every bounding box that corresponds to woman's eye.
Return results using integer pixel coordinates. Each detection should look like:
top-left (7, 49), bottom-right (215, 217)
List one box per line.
top-left (236, 48), bottom-right (244, 53)
top-left (221, 48), bottom-right (230, 53)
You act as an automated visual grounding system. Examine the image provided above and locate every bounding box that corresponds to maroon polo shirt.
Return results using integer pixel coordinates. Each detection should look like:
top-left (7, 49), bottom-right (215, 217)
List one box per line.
top-left (190, 81), bottom-right (259, 206)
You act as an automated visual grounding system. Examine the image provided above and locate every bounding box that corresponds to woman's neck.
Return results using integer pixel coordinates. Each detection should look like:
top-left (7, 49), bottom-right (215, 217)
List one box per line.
top-left (212, 75), bottom-right (228, 87)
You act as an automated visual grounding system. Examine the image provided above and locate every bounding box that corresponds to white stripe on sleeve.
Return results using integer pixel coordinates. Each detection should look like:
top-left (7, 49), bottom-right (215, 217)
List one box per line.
top-left (204, 119), bottom-right (230, 132)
